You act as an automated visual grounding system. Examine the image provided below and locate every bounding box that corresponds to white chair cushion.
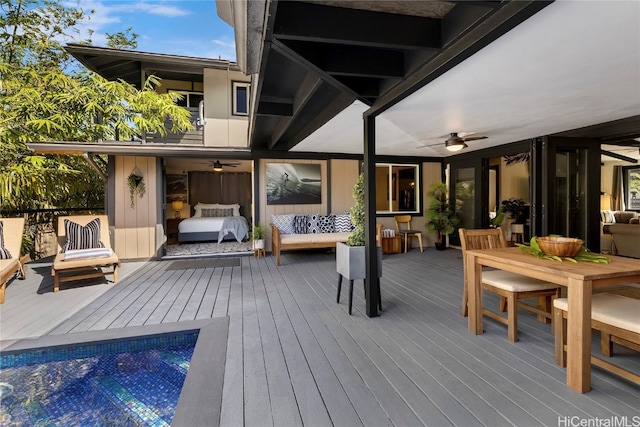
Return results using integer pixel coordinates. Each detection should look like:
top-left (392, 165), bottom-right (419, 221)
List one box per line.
top-left (482, 270), bottom-right (559, 292)
top-left (553, 293), bottom-right (640, 333)
top-left (280, 232), bottom-right (351, 245)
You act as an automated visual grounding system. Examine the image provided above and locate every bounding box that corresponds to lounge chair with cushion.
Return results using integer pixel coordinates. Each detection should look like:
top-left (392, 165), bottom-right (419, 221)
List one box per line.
top-left (0, 217), bottom-right (29, 304)
top-left (51, 215), bottom-right (120, 292)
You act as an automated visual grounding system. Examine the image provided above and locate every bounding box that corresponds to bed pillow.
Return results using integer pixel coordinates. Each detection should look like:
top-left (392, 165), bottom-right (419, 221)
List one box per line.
top-left (334, 212), bottom-right (354, 232)
top-left (201, 208), bottom-right (234, 217)
top-left (194, 203), bottom-right (240, 217)
top-left (0, 221), bottom-right (12, 259)
top-left (272, 214), bottom-right (296, 234)
top-left (216, 204), bottom-right (241, 217)
top-left (193, 203), bottom-right (216, 218)
top-left (62, 218), bottom-right (104, 253)
top-left (293, 215), bottom-right (308, 234)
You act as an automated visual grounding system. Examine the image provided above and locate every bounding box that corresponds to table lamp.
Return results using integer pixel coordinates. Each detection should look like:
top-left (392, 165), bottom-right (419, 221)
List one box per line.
top-left (171, 201), bottom-right (184, 218)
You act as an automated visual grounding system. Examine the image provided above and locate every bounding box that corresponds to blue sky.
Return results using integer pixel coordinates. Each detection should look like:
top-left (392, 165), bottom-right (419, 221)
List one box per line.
top-left (73, 1), bottom-right (236, 61)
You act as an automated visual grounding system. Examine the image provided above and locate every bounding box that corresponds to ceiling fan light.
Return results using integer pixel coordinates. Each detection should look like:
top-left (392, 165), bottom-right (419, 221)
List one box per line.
top-left (445, 140), bottom-right (467, 152)
top-left (213, 160), bottom-right (223, 172)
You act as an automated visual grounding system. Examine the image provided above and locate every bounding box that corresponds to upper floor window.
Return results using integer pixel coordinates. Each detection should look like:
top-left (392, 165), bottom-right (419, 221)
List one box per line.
top-left (375, 164), bottom-right (420, 214)
top-left (169, 90), bottom-right (203, 108)
top-left (233, 81), bottom-right (250, 116)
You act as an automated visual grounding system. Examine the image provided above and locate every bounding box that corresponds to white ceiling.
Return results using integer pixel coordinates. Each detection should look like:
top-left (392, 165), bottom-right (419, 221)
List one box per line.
top-left (292, 1), bottom-right (640, 159)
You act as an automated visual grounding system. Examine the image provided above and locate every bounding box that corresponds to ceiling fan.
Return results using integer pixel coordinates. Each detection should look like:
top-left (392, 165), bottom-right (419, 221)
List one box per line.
top-left (207, 160), bottom-right (241, 172)
top-left (417, 132), bottom-right (488, 152)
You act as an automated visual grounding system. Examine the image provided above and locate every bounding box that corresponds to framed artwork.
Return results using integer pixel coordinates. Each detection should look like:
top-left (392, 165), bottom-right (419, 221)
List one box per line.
top-left (266, 163), bottom-right (321, 205)
top-left (166, 174), bottom-right (188, 203)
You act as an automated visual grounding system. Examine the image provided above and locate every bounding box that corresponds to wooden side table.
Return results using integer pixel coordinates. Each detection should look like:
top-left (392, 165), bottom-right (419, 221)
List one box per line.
top-left (166, 218), bottom-right (183, 244)
top-left (381, 236), bottom-right (402, 254)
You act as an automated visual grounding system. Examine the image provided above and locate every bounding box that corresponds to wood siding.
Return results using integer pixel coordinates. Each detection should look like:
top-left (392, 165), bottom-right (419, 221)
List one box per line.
top-left (113, 156), bottom-right (158, 259)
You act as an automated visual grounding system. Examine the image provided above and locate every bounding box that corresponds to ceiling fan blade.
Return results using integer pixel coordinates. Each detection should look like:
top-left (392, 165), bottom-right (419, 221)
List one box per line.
top-left (462, 135), bottom-right (488, 141)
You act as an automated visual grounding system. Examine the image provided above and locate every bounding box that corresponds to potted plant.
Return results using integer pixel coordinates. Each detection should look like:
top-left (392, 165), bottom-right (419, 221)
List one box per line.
top-left (127, 171), bottom-right (146, 208)
top-left (500, 197), bottom-right (526, 238)
top-left (336, 173), bottom-right (382, 280)
top-left (251, 223), bottom-right (265, 250)
top-left (425, 182), bottom-right (459, 250)
top-left (500, 197), bottom-right (525, 224)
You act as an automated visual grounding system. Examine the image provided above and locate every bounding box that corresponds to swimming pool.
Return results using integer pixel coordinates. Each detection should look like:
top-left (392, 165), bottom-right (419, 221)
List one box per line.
top-left (0, 332), bottom-right (198, 426)
top-left (0, 318), bottom-right (229, 427)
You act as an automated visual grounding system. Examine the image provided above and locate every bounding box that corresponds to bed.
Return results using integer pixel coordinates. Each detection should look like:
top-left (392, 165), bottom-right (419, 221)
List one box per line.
top-left (177, 203), bottom-right (248, 243)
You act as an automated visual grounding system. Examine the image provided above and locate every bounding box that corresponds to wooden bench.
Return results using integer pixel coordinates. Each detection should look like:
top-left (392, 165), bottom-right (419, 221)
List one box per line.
top-left (270, 223), bottom-right (383, 266)
top-left (553, 293), bottom-right (640, 385)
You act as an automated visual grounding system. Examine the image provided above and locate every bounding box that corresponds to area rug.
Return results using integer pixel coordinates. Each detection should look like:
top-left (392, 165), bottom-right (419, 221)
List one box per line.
top-left (165, 240), bottom-right (253, 257)
top-left (165, 257), bottom-right (241, 270)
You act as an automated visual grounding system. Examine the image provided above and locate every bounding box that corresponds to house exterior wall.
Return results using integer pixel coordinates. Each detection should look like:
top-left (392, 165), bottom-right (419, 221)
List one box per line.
top-left (330, 159), bottom-right (360, 214)
top-left (500, 158), bottom-right (530, 203)
top-left (113, 156), bottom-right (159, 259)
top-left (203, 68), bottom-right (250, 148)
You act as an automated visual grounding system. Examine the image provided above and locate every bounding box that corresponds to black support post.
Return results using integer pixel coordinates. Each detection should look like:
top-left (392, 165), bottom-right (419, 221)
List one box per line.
top-left (364, 114), bottom-right (379, 317)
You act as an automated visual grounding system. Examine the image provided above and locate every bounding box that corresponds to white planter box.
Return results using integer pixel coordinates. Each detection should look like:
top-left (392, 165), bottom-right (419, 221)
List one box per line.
top-left (336, 242), bottom-right (382, 280)
top-left (253, 239), bottom-right (265, 250)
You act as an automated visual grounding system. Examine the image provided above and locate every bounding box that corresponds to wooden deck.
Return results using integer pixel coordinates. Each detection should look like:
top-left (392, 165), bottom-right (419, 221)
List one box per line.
top-left (1, 249), bottom-right (639, 426)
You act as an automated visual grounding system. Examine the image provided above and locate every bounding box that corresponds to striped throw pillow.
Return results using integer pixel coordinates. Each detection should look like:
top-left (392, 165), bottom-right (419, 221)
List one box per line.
top-left (0, 221), bottom-right (12, 259)
top-left (62, 218), bottom-right (105, 252)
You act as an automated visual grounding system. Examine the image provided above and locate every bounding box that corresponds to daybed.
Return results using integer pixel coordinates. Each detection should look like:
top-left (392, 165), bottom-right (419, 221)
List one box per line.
top-left (270, 213), bottom-right (354, 266)
top-left (0, 217), bottom-right (29, 304)
top-left (51, 215), bottom-right (120, 293)
top-left (178, 203), bottom-right (248, 243)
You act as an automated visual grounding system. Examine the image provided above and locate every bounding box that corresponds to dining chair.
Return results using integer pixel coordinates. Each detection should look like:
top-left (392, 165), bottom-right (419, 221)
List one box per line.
top-left (394, 215), bottom-right (423, 253)
top-left (459, 227), bottom-right (561, 342)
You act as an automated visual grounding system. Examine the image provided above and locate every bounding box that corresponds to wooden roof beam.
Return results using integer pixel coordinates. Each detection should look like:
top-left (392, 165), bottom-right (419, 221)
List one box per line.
top-left (274, 1), bottom-right (441, 50)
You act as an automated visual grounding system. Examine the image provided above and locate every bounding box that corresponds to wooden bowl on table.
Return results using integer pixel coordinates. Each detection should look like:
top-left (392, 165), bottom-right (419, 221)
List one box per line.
top-left (537, 236), bottom-right (584, 257)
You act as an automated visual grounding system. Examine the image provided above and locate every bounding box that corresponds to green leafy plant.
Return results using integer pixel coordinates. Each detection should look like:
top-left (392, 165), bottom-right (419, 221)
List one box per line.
top-left (346, 173), bottom-right (365, 246)
top-left (127, 172), bottom-right (146, 208)
top-left (517, 236), bottom-right (611, 263)
top-left (490, 208), bottom-right (505, 228)
top-left (425, 182), bottom-right (459, 246)
top-left (500, 198), bottom-right (526, 223)
top-left (251, 223), bottom-right (265, 240)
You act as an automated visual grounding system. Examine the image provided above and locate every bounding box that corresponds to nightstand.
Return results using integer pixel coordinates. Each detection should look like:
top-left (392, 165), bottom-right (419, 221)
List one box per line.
top-left (166, 218), bottom-right (184, 244)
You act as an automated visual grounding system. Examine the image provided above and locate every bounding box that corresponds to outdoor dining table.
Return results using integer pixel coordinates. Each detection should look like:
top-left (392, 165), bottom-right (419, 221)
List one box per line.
top-left (465, 246), bottom-right (640, 393)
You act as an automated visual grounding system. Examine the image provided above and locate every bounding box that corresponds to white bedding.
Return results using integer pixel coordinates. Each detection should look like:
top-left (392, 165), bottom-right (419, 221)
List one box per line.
top-left (178, 217), bottom-right (225, 234)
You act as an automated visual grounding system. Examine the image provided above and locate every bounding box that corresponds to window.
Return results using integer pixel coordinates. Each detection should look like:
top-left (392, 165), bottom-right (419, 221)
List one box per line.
top-left (168, 90), bottom-right (203, 108)
top-left (375, 164), bottom-right (420, 214)
top-left (232, 81), bottom-right (250, 116)
top-left (623, 166), bottom-right (640, 210)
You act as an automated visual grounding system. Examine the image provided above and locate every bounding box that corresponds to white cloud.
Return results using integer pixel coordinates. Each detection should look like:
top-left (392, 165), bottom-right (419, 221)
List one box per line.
top-left (129, 2), bottom-right (191, 17)
top-left (71, 1), bottom-right (191, 46)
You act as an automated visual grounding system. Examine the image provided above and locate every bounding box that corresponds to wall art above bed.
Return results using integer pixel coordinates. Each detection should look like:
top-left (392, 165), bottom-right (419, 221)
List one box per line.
top-left (266, 163), bottom-right (321, 205)
top-left (166, 174), bottom-right (188, 203)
